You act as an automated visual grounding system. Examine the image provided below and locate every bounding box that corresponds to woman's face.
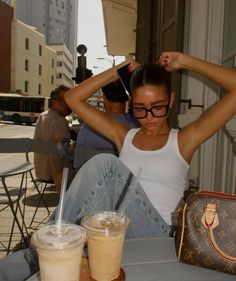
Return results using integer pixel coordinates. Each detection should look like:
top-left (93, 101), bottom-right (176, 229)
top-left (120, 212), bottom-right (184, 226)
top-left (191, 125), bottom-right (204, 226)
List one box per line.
top-left (131, 85), bottom-right (172, 130)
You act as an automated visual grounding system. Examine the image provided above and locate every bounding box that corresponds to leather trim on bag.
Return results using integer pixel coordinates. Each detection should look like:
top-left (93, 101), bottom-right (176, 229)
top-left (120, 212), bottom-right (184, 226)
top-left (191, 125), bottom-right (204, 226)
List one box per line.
top-left (177, 202), bottom-right (187, 260)
top-left (202, 203), bottom-right (236, 263)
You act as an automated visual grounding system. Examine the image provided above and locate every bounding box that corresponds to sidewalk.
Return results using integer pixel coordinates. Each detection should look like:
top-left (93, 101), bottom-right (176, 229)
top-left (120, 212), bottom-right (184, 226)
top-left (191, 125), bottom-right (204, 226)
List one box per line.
top-left (0, 167), bottom-right (59, 259)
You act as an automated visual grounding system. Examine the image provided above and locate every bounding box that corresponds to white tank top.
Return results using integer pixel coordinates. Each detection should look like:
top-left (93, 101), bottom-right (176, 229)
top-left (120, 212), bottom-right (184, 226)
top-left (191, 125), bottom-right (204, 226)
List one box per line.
top-left (119, 128), bottom-right (189, 225)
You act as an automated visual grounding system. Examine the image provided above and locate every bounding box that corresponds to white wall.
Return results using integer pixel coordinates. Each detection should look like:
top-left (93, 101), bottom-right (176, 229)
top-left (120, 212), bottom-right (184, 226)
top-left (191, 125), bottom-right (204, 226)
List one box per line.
top-left (179, 0), bottom-right (225, 190)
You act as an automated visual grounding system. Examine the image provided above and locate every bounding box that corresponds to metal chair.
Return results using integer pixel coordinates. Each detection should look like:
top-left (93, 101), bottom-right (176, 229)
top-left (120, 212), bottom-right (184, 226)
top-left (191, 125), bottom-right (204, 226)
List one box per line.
top-left (0, 138), bottom-right (35, 253)
top-left (28, 139), bottom-right (58, 227)
top-left (0, 138), bottom-right (58, 254)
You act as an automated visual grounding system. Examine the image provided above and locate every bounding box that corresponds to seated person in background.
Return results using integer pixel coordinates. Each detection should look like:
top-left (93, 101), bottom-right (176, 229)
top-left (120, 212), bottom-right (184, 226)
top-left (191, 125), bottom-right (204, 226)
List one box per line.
top-left (34, 85), bottom-right (73, 192)
top-left (74, 80), bottom-right (139, 169)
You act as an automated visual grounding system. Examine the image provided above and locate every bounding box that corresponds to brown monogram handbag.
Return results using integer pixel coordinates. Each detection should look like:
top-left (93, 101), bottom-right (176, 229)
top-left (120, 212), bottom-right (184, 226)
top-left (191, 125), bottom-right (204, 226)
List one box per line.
top-left (175, 191), bottom-right (236, 275)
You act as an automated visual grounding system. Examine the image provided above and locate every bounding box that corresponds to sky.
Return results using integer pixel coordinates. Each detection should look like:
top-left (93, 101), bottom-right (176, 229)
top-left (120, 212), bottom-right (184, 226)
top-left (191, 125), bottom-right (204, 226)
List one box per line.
top-left (77, 0), bottom-right (124, 75)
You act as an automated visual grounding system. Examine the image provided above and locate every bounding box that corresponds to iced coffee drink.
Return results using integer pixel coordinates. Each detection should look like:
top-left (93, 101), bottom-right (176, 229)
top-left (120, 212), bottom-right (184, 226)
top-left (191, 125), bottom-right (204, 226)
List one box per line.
top-left (81, 211), bottom-right (129, 281)
top-left (31, 221), bottom-right (86, 281)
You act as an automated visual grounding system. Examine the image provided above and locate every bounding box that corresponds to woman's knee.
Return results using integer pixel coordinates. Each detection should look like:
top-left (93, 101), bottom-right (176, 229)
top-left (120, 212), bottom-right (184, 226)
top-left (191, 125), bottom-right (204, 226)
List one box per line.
top-left (89, 153), bottom-right (118, 165)
top-left (66, 154), bottom-right (117, 194)
top-left (79, 153), bottom-right (120, 176)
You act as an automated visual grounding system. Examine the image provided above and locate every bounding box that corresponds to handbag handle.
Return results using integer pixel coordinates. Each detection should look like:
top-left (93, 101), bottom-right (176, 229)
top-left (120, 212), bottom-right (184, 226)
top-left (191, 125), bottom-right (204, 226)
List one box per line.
top-left (201, 203), bottom-right (236, 263)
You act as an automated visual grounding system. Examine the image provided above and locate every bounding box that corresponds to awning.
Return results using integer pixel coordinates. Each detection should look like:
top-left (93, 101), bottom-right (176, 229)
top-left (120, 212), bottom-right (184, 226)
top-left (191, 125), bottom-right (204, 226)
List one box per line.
top-left (101, 0), bottom-right (137, 56)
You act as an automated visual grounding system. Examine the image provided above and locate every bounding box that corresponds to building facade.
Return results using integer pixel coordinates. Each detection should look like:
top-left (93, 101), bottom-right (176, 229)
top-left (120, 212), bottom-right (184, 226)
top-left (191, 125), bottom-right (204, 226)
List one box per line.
top-left (50, 44), bottom-right (74, 88)
top-left (44, 45), bottom-right (58, 97)
top-left (0, 1), bottom-right (13, 92)
top-left (2, 0), bottom-right (78, 70)
top-left (11, 19), bottom-right (57, 97)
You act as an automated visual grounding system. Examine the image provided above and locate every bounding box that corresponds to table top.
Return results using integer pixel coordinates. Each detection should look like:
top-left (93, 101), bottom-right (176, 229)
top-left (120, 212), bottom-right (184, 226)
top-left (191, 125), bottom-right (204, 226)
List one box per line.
top-left (122, 238), bottom-right (236, 281)
top-left (0, 159), bottom-right (34, 177)
top-left (27, 238), bottom-right (236, 281)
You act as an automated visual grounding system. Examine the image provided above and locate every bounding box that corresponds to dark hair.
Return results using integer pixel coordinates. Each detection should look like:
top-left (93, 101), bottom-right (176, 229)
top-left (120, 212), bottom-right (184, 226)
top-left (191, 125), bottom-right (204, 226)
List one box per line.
top-left (49, 85), bottom-right (70, 108)
top-left (102, 80), bottom-right (128, 103)
top-left (130, 64), bottom-right (171, 95)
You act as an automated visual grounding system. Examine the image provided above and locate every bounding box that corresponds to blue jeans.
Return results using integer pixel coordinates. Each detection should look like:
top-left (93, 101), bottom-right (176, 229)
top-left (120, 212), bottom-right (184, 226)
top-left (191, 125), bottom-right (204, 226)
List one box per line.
top-left (0, 154), bottom-right (171, 281)
top-left (62, 153), bottom-right (171, 238)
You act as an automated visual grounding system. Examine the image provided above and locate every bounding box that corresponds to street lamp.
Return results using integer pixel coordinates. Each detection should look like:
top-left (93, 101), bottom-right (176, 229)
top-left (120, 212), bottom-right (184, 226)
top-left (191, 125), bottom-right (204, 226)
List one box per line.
top-left (72, 44), bottom-right (93, 83)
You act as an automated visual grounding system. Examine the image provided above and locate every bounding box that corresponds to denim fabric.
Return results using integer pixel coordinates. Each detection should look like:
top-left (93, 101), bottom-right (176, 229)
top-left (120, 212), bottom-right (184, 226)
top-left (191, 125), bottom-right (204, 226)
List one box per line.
top-left (1, 153), bottom-right (171, 281)
top-left (0, 249), bottom-right (34, 281)
top-left (58, 153), bottom-right (171, 238)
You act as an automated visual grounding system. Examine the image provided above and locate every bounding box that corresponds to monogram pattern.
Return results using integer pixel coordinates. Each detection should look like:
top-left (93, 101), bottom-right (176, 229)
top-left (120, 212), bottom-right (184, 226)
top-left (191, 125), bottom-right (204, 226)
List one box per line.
top-left (175, 192), bottom-right (236, 275)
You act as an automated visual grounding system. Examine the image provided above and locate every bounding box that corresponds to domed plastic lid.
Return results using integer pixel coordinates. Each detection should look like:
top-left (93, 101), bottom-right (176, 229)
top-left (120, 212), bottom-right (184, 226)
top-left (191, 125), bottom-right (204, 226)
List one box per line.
top-left (32, 223), bottom-right (86, 249)
top-left (81, 211), bottom-right (129, 235)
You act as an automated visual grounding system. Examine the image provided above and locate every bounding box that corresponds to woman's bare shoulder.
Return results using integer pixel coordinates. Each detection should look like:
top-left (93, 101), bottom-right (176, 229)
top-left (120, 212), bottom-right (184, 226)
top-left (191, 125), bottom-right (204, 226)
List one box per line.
top-left (177, 125), bottom-right (197, 164)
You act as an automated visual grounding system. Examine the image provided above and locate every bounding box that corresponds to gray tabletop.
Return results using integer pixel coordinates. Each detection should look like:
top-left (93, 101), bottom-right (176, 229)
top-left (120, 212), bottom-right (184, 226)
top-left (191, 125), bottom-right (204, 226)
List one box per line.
top-left (0, 159), bottom-right (34, 177)
top-left (27, 237), bottom-right (236, 281)
top-left (123, 238), bottom-right (236, 281)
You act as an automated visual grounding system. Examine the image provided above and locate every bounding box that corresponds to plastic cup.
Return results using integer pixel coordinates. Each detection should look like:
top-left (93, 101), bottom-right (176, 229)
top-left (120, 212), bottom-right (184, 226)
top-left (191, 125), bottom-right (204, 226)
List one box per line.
top-left (31, 221), bottom-right (86, 281)
top-left (81, 211), bottom-right (129, 281)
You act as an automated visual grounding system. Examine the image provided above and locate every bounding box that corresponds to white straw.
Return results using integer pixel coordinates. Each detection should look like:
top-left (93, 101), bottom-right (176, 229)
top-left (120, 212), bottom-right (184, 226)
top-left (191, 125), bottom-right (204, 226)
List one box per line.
top-left (56, 167), bottom-right (69, 228)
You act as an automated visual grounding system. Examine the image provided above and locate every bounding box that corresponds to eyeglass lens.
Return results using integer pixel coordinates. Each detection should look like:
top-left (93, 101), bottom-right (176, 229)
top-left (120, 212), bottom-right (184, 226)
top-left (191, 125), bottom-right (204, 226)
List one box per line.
top-left (133, 104), bottom-right (169, 119)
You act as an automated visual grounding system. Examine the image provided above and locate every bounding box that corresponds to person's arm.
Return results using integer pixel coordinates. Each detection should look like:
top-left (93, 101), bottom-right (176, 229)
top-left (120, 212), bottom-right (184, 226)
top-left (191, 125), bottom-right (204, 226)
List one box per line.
top-left (64, 61), bottom-right (131, 152)
top-left (160, 52), bottom-right (236, 162)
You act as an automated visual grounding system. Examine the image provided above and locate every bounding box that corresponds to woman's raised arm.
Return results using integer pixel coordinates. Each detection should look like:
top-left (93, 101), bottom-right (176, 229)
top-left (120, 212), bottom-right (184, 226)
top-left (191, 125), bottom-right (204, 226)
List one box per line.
top-left (64, 61), bottom-right (131, 151)
top-left (160, 52), bottom-right (236, 161)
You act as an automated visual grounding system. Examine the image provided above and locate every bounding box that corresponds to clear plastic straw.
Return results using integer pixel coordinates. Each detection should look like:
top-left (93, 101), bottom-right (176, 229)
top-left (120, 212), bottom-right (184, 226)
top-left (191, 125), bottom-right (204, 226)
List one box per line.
top-left (56, 167), bottom-right (69, 230)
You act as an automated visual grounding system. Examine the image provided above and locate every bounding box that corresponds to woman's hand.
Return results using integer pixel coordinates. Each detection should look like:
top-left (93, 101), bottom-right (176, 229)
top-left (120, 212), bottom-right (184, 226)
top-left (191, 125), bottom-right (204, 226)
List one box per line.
top-left (115, 59), bottom-right (141, 73)
top-left (128, 60), bottom-right (141, 72)
top-left (115, 60), bottom-right (131, 71)
top-left (159, 52), bottom-right (182, 72)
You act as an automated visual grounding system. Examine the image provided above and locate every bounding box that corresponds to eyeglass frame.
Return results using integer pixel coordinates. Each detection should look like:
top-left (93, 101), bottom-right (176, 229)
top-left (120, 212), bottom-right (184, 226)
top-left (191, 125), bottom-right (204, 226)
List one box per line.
top-left (131, 95), bottom-right (171, 119)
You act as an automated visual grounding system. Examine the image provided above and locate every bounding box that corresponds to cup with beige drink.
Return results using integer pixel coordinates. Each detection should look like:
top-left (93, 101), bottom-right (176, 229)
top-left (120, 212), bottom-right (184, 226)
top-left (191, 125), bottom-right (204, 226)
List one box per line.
top-left (81, 211), bottom-right (129, 281)
top-left (31, 221), bottom-right (86, 281)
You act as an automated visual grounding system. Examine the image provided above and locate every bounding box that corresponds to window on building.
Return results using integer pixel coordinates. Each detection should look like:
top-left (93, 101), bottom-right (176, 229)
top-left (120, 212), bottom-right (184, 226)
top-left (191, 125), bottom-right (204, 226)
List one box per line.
top-left (51, 75), bottom-right (54, 84)
top-left (39, 45), bottom-right (42, 56)
top-left (57, 61), bottom-right (63, 67)
top-left (39, 65), bottom-right (42, 76)
top-left (25, 38), bottom-right (29, 50)
top-left (38, 84), bottom-right (41, 95)
top-left (52, 59), bottom-right (55, 68)
top-left (25, 81), bottom-right (28, 93)
top-left (58, 73), bottom-right (62, 78)
top-left (25, 59), bottom-right (29, 71)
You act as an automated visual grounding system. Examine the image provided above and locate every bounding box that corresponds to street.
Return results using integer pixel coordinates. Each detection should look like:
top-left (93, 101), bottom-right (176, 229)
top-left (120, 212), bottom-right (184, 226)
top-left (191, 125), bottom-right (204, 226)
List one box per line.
top-left (0, 122), bottom-right (35, 162)
top-left (0, 122), bottom-right (35, 138)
